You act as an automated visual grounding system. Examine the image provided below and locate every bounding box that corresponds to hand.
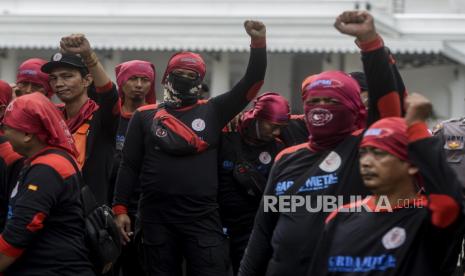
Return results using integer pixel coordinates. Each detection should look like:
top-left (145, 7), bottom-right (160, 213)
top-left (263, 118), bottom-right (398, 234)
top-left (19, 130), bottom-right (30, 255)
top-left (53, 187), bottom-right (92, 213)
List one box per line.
top-left (60, 33), bottom-right (93, 59)
top-left (404, 93), bottom-right (433, 126)
top-left (115, 214), bottom-right (132, 245)
top-left (244, 20), bottom-right (266, 40)
top-left (334, 11), bottom-right (377, 42)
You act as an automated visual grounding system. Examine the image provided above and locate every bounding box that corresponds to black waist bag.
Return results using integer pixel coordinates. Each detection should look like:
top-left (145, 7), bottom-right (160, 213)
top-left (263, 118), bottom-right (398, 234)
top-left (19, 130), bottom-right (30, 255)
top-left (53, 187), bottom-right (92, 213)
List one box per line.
top-left (81, 186), bottom-right (121, 274)
top-left (151, 107), bottom-right (209, 156)
top-left (60, 152), bottom-right (122, 274)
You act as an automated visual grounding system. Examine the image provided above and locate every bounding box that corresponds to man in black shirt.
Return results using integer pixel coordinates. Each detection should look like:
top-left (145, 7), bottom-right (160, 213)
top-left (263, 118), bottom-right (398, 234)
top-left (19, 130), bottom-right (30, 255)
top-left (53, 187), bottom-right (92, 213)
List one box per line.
top-left (308, 92), bottom-right (464, 276)
top-left (0, 92), bottom-right (94, 276)
top-left (113, 20), bottom-right (267, 275)
top-left (219, 92), bottom-right (289, 274)
top-left (112, 59), bottom-right (156, 276)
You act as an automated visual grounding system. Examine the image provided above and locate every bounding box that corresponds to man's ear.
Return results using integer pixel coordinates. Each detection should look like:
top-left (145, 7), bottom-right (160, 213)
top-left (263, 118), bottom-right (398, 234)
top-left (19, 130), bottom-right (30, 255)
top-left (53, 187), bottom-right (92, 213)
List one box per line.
top-left (23, 133), bottom-right (34, 143)
top-left (83, 74), bottom-right (93, 88)
top-left (408, 165), bottom-right (419, 176)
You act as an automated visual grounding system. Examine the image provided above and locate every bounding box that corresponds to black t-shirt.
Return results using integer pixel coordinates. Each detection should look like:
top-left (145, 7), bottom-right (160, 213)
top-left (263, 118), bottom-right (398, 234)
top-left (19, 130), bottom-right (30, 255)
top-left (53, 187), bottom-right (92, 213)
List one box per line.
top-left (308, 132), bottom-right (465, 276)
top-left (113, 46), bottom-right (267, 223)
top-left (0, 148), bottom-right (94, 276)
top-left (218, 132), bottom-right (284, 234)
top-left (239, 44), bottom-right (408, 276)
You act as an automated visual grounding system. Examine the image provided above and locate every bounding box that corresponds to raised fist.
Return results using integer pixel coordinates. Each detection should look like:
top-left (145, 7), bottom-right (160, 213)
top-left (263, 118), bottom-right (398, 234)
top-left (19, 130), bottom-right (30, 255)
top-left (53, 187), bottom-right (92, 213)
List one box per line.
top-left (334, 11), bottom-right (377, 42)
top-left (60, 33), bottom-right (93, 59)
top-left (244, 20), bottom-right (266, 40)
top-left (404, 93), bottom-right (433, 125)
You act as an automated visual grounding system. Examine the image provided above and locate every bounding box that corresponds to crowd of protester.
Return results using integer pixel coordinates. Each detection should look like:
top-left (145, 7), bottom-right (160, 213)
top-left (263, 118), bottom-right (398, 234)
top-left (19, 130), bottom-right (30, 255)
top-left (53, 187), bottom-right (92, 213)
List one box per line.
top-left (0, 10), bottom-right (464, 276)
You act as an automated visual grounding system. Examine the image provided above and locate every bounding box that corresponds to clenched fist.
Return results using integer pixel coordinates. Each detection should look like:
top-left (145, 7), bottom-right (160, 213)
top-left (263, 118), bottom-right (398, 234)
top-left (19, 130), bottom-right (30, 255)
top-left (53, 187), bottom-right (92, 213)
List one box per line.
top-left (60, 33), bottom-right (93, 59)
top-left (334, 11), bottom-right (377, 42)
top-left (244, 20), bottom-right (266, 40)
top-left (404, 93), bottom-right (433, 126)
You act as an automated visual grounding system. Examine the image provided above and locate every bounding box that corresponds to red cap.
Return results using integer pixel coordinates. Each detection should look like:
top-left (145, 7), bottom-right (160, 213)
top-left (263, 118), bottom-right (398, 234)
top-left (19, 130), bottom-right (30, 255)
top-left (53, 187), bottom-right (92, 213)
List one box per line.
top-left (16, 58), bottom-right (53, 98)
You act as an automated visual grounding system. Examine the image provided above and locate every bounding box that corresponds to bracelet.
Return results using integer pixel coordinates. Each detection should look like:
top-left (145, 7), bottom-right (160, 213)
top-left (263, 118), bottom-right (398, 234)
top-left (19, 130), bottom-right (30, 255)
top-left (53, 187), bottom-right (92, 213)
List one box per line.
top-left (83, 52), bottom-right (99, 68)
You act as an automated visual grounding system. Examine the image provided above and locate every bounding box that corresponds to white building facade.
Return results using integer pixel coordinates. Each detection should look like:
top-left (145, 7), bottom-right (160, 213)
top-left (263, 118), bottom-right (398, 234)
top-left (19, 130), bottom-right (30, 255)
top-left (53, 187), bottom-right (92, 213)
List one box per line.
top-left (1, 0), bottom-right (465, 120)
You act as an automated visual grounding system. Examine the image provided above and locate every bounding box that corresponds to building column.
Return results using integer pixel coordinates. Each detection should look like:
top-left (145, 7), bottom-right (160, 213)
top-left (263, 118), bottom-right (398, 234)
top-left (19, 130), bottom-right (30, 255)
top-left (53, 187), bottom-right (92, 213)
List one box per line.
top-left (263, 53), bottom-right (292, 104)
top-left (0, 49), bottom-right (17, 83)
top-left (449, 65), bottom-right (465, 118)
top-left (210, 52), bottom-right (230, 97)
top-left (101, 50), bottom-right (123, 83)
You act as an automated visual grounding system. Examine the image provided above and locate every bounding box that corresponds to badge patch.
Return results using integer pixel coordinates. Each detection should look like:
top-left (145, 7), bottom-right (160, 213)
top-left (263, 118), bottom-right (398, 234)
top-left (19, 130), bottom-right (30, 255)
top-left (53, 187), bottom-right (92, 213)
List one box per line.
top-left (382, 227), bottom-right (406, 250)
top-left (192, 118), bottom-right (206, 132)
top-left (308, 108), bottom-right (333, 126)
top-left (155, 127), bottom-right (167, 137)
top-left (319, 151), bottom-right (342, 173)
top-left (52, 53), bottom-right (63, 61)
top-left (259, 151), bottom-right (272, 164)
top-left (448, 140), bottom-right (462, 150)
top-left (28, 184), bottom-right (38, 191)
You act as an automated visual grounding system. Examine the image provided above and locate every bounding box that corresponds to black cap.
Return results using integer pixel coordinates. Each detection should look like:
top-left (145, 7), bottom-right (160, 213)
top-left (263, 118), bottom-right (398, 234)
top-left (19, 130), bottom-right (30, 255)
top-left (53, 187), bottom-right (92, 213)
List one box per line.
top-left (349, 71), bottom-right (368, 92)
top-left (41, 52), bottom-right (88, 74)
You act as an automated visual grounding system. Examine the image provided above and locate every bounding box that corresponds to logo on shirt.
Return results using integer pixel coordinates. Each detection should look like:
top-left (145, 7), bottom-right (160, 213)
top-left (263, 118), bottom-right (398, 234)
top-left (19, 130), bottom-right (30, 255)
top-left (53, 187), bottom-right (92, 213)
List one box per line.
top-left (382, 227), bottom-right (406, 250)
top-left (223, 160), bottom-right (234, 170)
top-left (27, 184), bottom-right (38, 191)
top-left (298, 173), bottom-right (338, 193)
top-left (155, 127), bottom-right (167, 137)
top-left (192, 118), bottom-right (206, 132)
top-left (275, 181), bottom-right (294, 195)
top-left (259, 151), bottom-right (272, 165)
top-left (445, 136), bottom-right (464, 150)
top-left (328, 254), bottom-right (396, 272)
top-left (308, 108), bottom-right (333, 126)
top-left (319, 151), bottom-right (341, 173)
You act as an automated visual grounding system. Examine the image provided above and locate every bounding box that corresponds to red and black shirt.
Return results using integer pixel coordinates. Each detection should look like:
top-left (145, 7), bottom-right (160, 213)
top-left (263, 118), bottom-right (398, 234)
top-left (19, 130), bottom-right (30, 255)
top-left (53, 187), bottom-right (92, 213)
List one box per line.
top-left (113, 45), bottom-right (266, 223)
top-left (239, 37), bottom-right (407, 276)
top-left (0, 148), bottom-right (94, 276)
top-left (307, 123), bottom-right (464, 276)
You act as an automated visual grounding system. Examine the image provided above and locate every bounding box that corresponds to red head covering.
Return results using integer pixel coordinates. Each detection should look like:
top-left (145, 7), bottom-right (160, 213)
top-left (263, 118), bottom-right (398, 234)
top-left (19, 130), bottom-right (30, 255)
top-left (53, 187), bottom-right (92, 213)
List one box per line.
top-left (16, 58), bottom-right (53, 98)
top-left (301, 71), bottom-right (367, 151)
top-left (0, 80), bottom-right (12, 107)
top-left (3, 92), bottom-right (77, 157)
top-left (115, 60), bottom-right (156, 104)
top-left (162, 52), bottom-right (206, 83)
top-left (240, 92), bottom-right (290, 131)
top-left (0, 80), bottom-right (12, 122)
top-left (360, 117), bottom-right (408, 161)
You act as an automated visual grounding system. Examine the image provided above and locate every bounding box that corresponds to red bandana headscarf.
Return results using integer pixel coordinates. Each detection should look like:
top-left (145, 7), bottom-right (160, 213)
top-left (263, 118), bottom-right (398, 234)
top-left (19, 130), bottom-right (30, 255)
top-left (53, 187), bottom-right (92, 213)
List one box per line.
top-left (360, 117), bottom-right (408, 161)
top-left (16, 58), bottom-right (54, 98)
top-left (302, 71), bottom-right (367, 151)
top-left (3, 92), bottom-right (77, 157)
top-left (115, 60), bottom-right (156, 105)
top-left (240, 92), bottom-right (290, 131)
top-left (162, 52), bottom-right (206, 84)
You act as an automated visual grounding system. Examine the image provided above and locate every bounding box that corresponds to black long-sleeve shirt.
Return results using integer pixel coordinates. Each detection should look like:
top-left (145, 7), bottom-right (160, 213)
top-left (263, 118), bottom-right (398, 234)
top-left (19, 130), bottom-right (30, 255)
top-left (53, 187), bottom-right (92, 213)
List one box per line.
top-left (80, 83), bottom-right (119, 205)
top-left (239, 36), bottom-right (406, 276)
top-left (0, 147), bottom-right (94, 276)
top-left (113, 45), bottom-right (266, 223)
top-left (307, 123), bottom-right (465, 276)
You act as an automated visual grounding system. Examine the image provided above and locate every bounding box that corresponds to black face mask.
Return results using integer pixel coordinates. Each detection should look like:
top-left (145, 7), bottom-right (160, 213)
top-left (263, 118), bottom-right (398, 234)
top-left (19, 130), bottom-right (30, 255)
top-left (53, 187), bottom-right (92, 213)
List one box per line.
top-left (164, 73), bottom-right (202, 107)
